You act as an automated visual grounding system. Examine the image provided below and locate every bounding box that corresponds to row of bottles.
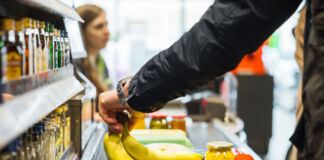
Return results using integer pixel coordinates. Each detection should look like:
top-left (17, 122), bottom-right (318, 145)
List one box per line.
top-left (0, 18), bottom-right (71, 83)
top-left (0, 104), bottom-right (71, 160)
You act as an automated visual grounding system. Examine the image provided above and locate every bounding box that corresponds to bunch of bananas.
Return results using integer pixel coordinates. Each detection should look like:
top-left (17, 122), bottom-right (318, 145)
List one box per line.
top-left (103, 122), bottom-right (204, 160)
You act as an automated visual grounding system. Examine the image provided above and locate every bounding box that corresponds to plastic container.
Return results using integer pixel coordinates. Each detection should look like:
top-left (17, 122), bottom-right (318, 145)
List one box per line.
top-left (205, 141), bottom-right (235, 160)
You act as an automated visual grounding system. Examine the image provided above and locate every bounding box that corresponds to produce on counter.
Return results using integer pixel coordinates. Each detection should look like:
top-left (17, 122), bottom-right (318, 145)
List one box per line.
top-left (103, 133), bottom-right (134, 160)
top-left (121, 122), bottom-right (204, 160)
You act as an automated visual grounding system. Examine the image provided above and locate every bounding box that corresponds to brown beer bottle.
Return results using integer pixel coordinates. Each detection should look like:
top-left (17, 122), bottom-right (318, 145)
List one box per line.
top-left (3, 18), bottom-right (23, 80)
top-left (14, 19), bottom-right (25, 76)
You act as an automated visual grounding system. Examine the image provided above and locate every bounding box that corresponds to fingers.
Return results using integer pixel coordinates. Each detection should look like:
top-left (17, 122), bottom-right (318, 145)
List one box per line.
top-left (98, 90), bottom-right (146, 134)
top-left (100, 109), bottom-right (123, 133)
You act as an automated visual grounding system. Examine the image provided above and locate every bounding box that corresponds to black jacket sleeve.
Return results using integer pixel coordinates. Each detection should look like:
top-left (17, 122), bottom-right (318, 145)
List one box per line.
top-left (126, 0), bottom-right (302, 113)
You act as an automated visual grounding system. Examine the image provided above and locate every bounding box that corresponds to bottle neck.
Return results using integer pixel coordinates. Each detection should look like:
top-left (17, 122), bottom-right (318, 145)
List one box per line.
top-left (5, 30), bottom-right (15, 43)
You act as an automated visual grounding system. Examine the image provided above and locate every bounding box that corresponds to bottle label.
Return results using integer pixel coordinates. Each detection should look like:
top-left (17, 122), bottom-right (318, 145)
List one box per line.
top-left (7, 51), bottom-right (22, 80)
top-left (42, 47), bottom-right (48, 71)
top-left (37, 47), bottom-right (42, 73)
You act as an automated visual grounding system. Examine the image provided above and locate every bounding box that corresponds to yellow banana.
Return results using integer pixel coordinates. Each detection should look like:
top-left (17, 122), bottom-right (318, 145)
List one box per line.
top-left (103, 133), bottom-right (134, 160)
top-left (122, 123), bottom-right (204, 160)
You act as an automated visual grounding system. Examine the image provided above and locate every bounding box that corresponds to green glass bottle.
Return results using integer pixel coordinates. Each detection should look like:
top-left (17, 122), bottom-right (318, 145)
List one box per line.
top-left (56, 30), bottom-right (62, 68)
top-left (48, 24), bottom-right (54, 70)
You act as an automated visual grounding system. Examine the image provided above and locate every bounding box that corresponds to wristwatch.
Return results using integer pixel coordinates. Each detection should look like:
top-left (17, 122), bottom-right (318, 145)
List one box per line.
top-left (117, 76), bottom-right (133, 106)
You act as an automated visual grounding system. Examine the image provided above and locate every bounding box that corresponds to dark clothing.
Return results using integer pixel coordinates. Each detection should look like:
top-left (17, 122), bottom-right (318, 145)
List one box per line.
top-left (290, 1), bottom-right (324, 159)
top-left (126, 0), bottom-right (324, 159)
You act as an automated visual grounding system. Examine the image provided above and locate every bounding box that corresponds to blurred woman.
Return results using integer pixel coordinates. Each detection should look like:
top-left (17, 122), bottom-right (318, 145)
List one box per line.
top-left (76, 4), bottom-right (111, 121)
top-left (76, 4), bottom-right (111, 93)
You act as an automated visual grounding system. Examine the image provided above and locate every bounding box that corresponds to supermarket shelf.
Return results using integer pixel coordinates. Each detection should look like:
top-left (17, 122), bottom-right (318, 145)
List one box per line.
top-left (0, 75), bottom-right (84, 150)
top-left (81, 123), bottom-right (107, 160)
top-left (1, 0), bottom-right (83, 22)
top-left (59, 144), bottom-right (76, 160)
top-left (1, 65), bottom-right (74, 96)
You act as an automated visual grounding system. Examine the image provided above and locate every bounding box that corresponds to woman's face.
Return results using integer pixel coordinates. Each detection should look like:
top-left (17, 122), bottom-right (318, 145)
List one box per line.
top-left (84, 12), bottom-right (110, 51)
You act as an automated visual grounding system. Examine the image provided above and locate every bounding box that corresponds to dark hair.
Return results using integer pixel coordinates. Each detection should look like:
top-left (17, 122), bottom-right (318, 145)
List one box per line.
top-left (76, 4), bottom-right (105, 30)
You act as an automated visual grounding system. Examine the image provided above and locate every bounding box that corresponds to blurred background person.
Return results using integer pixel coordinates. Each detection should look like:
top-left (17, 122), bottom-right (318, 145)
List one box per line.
top-left (76, 4), bottom-right (111, 121)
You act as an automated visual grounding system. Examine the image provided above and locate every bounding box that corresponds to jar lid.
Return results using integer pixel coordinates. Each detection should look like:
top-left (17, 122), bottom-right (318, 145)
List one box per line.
top-left (172, 114), bottom-right (187, 119)
top-left (207, 141), bottom-right (233, 150)
top-left (151, 114), bottom-right (167, 118)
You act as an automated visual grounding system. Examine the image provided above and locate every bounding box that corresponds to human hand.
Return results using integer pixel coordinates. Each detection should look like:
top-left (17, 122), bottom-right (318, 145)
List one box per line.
top-left (98, 79), bottom-right (144, 133)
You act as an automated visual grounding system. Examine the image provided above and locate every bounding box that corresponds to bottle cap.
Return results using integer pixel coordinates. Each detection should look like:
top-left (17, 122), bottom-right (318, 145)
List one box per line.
top-left (45, 22), bottom-right (49, 32)
top-left (40, 21), bottom-right (45, 29)
top-left (2, 18), bottom-right (14, 31)
top-left (54, 107), bottom-right (63, 114)
top-left (31, 19), bottom-right (36, 29)
top-left (22, 18), bottom-right (32, 28)
top-left (62, 105), bottom-right (67, 111)
top-left (57, 29), bottom-right (61, 37)
top-left (15, 19), bottom-right (24, 31)
top-left (49, 23), bottom-right (54, 32)
top-left (35, 20), bottom-right (39, 28)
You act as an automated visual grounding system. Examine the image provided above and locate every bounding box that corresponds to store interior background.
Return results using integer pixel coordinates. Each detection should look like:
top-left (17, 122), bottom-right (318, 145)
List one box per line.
top-left (75, 0), bottom-right (304, 159)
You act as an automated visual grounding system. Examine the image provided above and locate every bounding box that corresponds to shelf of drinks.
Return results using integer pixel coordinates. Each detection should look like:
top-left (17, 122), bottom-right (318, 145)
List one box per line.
top-left (1, 0), bottom-right (83, 22)
top-left (1, 65), bottom-right (74, 96)
top-left (0, 73), bottom-right (84, 150)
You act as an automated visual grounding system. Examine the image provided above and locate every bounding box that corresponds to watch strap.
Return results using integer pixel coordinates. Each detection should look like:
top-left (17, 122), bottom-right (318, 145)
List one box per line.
top-left (117, 76), bottom-right (133, 106)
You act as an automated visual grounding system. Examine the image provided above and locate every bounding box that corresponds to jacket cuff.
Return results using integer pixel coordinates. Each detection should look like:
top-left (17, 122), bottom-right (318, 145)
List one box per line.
top-left (126, 76), bottom-right (165, 113)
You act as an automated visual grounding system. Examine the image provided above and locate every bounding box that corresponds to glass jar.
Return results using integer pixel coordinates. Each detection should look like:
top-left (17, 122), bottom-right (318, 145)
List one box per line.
top-left (170, 115), bottom-right (187, 133)
top-left (205, 142), bottom-right (235, 160)
top-left (149, 115), bottom-right (168, 129)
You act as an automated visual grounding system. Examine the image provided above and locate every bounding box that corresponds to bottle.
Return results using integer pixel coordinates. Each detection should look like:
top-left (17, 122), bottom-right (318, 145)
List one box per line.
top-left (56, 30), bottom-right (62, 68)
top-left (62, 105), bottom-right (71, 149)
top-left (149, 115), bottom-right (168, 129)
top-left (16, 137), bottom-right (26, 160)
top-left (65, 104), bottom-right (71, 146)
top-left (22, 18), bottom-right (33, 76)
top-left (53, 29), bottom-right (57, 69)
top-left (31, 125), bottom-right (42, 160)
top-left (0, 27), bottom-right (7, 83)
top-left (53, 107), bottom-right (63, 159)
top-left (14, 19), bottom-right (25, 76)
top-left (44, 23), bottom-right (50, 71)
top-left (63, 31), bottom-right (70, 66)
top-left (44, 118), bottom-right (56, 160)
top-left (170, 115), bottom-right (187, 133)
top-left (0, 140), bottom-right (18, 160)
top-left (48, 24), bottom-right (54, 70)
top-left (39, 21), bottom-right (48, 72)
top-left (3, 18), bottom-right (23, 80)
top-left (205, 142), bottom-right (235, 160)
top-left (59, 30), bottom-right (64, 67)
top-left (34, 20), bottom-right (42, 73)
top-left (22, 131), bottom-right (32, 160)
top-left (62, 105), bottom-right (67, 150)
top-left (30, 19), bottom-right (35, 74)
